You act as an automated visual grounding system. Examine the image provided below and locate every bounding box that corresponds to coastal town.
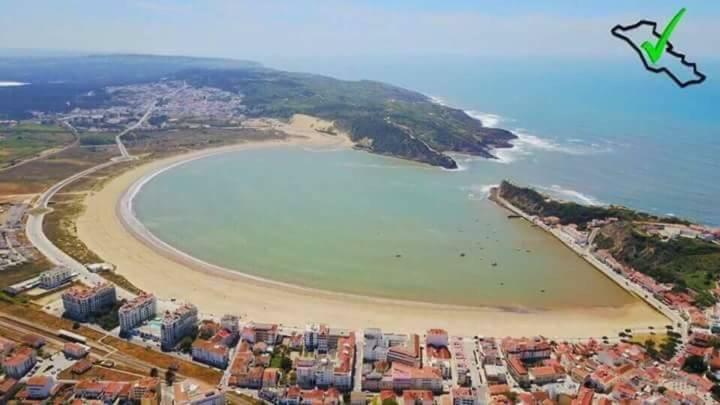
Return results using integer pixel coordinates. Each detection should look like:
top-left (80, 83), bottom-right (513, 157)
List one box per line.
top-left (2, 59), bottom-right (720, 404)
top-left (2, 177), bottom-right (720, 404)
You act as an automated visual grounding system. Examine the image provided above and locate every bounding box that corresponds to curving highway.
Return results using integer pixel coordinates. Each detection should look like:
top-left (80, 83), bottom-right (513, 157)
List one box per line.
top-left (25, 102), bottom-right (156, 292)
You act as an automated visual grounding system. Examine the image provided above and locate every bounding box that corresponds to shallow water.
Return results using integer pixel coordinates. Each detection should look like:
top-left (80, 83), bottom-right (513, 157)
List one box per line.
top-left (134, 146), bottom-right (638, 309)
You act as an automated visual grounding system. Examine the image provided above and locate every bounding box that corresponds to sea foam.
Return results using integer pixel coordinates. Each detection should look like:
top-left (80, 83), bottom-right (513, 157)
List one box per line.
top-left (538, 185), bottom-right (605, 206)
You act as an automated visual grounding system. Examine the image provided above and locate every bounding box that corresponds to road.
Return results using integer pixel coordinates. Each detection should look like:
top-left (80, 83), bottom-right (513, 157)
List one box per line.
top-left (115, 102), bottom-right (155, 159)
top-left (493, 192), bottom-right (688, 339)
top-left (24, 102), bottom-right (156, 294)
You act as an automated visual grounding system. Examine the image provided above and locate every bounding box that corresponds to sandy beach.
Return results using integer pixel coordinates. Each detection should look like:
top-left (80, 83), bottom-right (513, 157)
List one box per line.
top-left (76, 115), bottom-right (669, 338)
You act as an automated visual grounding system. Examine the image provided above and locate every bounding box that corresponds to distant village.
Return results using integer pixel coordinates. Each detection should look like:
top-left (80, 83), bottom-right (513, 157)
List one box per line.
top-left (31, 80), bottom-right (247, 132)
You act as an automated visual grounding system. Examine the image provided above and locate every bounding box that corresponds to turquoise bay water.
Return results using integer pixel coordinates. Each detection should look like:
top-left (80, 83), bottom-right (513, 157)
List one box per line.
top-left (134, 147), bottom-right (635, 309)
top-left (135, 56), bottom-right (719, 308)
top-left (269, 56), bottom-right (720, 225)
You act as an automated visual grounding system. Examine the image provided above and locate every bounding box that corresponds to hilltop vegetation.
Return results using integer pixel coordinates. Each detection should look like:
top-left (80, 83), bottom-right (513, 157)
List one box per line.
top-left (497, 181), bottom-right (688, 226)
top-left (0, 54), bottom-right (516, 168)
top-left (498, 181), bottom-right (720, 306)
top-left (175, 68), bottom-right (517, 168)
top-left (596, 223), bottom-right (720, 306)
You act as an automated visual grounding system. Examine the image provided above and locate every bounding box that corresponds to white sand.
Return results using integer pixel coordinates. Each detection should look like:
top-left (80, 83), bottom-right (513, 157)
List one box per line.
top-left (76, 116), bottom-right (668, 338)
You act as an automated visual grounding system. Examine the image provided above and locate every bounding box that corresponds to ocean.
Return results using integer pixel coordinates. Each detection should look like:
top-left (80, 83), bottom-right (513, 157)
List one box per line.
top-left (268, 55), bottom-right (720, 225)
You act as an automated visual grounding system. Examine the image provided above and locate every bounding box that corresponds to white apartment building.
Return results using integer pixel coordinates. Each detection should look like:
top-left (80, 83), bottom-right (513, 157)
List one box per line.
top-left (119, 293), bottom-right (157, 333)
top-left (39, 267), bottom-right (72, 289)
top-left (61, 283), bottom-right (117, 321)
top-left (161, 303), bottom-right (199, 351)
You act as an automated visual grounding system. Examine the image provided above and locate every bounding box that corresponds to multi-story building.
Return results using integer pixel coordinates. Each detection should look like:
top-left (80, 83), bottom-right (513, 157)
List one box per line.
top-left (221, 314), bottom-right (240, 336)
top-left (452, 387), bottom-right (478, 405)
top-left (119, 293), bottom-right (157, 333)
top-left (25, 376), bottom-right (55, 399)
top-left (387, 334), bottom-right (421, 368)
top-left (305, 324), bottom-right (320, 351)
top-left (160, 303), bottom-right (198, 351)
top-left (318, 325), bottom-right (330, 353)
top-left (426, 329), bottom-right (449, 348)
top-left (74, 380), bottom-right (131, 403)
top-left (39, 267), bottom-right (72, 289)
top-left (242, 323), bottom-right (278, 345)
top-left (390, 363), bottom-right (443, 393)
top-left (332, 332), bottom-right (356, 391)
top-left (295, 359), bottom-right (317, 388)
top-left (500, 337), bottom-right (551, 361)
top-left (2, 347), bottom-right (36, 379)
top-left (61, 283), bottom-right (117, 321)
top-left (192, 340), bottom-right (230, 369)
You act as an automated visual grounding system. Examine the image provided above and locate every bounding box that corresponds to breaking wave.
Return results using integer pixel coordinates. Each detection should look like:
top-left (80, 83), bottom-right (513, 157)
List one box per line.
top-left (537, 185), bottom-right (605, 206)
top-left (462, 184), bottom-right (498, 201)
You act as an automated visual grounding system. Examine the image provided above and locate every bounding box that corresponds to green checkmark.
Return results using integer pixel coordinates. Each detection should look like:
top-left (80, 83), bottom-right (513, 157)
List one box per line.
top-left (641, 8), bottom-right (687, 64)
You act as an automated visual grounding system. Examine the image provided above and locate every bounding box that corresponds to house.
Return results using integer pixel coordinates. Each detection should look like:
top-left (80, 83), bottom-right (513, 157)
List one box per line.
top-left (21, 334), bottom-right (46, 349)
top-left (0, 378), bottom-right (19, 404)
top-left (72, 359), bottom-right (94, 374)
top-left (130, 377), bottom-right (161, 403)
top-left (64, 342), bottom-right (89, 359)
top-left (528, 365), bottom-right (565, 385)
top-left (403, 390), bottom-right (434, 405)
top-left (263, 368), bottom-right (280, 388)
top-left (0, 337), bottom-right (16, 356)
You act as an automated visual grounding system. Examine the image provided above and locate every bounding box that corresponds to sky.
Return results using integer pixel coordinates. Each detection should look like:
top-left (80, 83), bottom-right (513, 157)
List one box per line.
top-left (1, 0), bottom-right (718, 65)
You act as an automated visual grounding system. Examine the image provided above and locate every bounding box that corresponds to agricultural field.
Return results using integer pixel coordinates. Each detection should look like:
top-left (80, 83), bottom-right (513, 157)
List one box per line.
top-left (0, 123), bottom-right (75, 169)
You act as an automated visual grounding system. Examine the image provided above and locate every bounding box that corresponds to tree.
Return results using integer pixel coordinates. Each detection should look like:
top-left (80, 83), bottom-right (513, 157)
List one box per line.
top-left (150, 368), bottom-right (159, 378)
top-left (659, 339), bottom-right (679, 360)
top-left (280, 356), bottom-right (293, 373)
top-left (165, 368), bottom-right (176, 386)
top-left (682, 355), bottom-right (708, 374)
top-left (179, 336), bottom-right (194, 354)
top-left (712, 384), bottom-right (720, 401)
top-left (644, 339), bottom-right (658, 359)
top-left (381, 399), bottom-right (399, 405)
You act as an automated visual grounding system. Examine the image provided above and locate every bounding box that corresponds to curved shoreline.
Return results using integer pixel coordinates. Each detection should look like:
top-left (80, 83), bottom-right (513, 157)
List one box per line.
top-left (118, 142), bottom-right (501, 312)
top-left (77, 135), bottom-right (669, 337)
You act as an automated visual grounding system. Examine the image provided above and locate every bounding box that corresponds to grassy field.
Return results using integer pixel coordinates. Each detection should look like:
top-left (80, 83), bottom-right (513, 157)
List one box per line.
top-left (43, 196), bottom-right (103, 264)
top-left (58, 364), bottom-right (146, 382)
top-left (102, 336), bottom-right (222, 385)
top-left (0, 123), bottom-right (75, 168)
top-left (0, 259), bottom-right (52, 289)
top-left (0, 144), bottom-right (117, 196)
top-left (124, 126), bottom-right (286, 158)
